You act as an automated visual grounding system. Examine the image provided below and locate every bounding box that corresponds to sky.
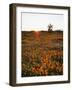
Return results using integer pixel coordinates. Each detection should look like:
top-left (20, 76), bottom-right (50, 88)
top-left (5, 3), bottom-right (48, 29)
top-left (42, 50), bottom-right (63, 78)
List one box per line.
top-left (22, 12), bottom-right (64, 31)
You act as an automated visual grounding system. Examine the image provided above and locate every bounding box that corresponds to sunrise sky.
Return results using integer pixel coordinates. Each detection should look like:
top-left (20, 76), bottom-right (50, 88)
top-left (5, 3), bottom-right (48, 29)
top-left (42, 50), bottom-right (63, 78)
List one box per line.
top-left (22, 12), bottom-right (64, 31)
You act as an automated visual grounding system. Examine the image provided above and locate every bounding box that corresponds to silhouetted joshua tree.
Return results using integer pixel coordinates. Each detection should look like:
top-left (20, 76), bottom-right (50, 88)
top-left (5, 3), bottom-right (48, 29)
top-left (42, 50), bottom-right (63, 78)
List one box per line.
top-left (48, 24), bottom-right (53, 31)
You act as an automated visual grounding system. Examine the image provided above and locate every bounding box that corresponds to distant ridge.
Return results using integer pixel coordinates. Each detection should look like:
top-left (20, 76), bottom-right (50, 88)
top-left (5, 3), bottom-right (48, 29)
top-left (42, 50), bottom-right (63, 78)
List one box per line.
top-left (54, 30), bottom-right (63, 31)
top-left (22, 30), bottom-right (63, 32)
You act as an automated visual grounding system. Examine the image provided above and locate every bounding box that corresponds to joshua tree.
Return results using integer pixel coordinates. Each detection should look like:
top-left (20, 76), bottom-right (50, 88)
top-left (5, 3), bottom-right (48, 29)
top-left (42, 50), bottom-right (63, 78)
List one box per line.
top-left (48, 24), bottom-right (53, 31)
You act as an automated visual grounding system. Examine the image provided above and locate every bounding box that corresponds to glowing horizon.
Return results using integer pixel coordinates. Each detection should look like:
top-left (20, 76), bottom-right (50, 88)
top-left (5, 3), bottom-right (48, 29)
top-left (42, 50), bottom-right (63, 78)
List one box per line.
top-left (22, 13), bottom-right (64, 31)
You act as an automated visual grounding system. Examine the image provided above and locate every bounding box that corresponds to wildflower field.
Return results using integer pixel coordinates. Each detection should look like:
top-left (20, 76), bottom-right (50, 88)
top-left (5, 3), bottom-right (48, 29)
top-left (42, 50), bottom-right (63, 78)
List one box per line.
top-left (21, 31), bottom-right (63, 77)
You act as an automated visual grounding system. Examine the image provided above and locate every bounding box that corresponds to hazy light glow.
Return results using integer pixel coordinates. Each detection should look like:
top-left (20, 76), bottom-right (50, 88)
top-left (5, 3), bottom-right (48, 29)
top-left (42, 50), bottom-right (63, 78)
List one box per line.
top-left (22, 12), bottom-right (64, 31)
